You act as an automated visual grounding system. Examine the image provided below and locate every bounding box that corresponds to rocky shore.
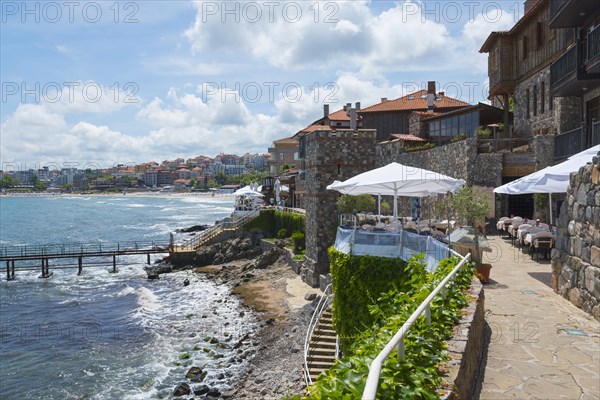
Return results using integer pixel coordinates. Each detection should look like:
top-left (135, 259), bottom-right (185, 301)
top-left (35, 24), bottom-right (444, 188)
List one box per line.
top-left (148, 235), bottom-right (320, 399)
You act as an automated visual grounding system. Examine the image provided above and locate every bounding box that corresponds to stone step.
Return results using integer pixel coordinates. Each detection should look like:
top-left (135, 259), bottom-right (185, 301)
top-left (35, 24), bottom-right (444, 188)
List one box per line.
top-left (307, 347), bottom-right (337, 357)
top-left (311, 333), bottom-right (337, 343)
top-left (308, 354), bottom-right (336, 364)
top-left (307, 360), bottom-right (335, 370)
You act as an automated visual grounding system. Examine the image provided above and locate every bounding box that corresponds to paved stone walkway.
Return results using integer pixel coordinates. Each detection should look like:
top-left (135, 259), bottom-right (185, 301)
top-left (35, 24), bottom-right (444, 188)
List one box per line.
top-left (477, 236), bottom-right (600, 400)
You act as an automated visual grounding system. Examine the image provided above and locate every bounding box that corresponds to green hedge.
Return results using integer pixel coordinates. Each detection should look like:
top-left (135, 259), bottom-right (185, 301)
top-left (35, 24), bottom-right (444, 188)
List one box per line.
top-left (287, 256), bottom-right (474, 400)
top-left (243, 209), bottom-right (305, 238)
top-left (329, 248), bottom-right (427, 353)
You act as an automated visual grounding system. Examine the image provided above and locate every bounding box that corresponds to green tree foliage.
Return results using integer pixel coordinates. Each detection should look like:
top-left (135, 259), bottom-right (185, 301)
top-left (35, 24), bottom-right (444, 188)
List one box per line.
top-left (336, 194), bottom-right (376, 215)
top-left (0, 175), bottom-right (19, 188)
top-left (291, 231), bottom-right (305, 253)
top-left (450, 186), bottom-right (491, 228)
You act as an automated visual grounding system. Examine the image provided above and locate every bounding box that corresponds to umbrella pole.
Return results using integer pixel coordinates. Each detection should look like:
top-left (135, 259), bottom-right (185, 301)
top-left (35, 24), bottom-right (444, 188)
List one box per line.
top-left (549, 193), bottom-right (553, 225)
top-left (378, 194), bottom-right (381, 223)
top-left (393, 190), bottom-right (398, 232)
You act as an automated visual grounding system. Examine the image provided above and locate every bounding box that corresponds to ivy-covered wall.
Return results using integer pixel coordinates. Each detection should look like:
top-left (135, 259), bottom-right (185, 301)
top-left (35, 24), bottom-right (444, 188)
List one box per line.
top-left (244, 209), bottom-right (305, 237)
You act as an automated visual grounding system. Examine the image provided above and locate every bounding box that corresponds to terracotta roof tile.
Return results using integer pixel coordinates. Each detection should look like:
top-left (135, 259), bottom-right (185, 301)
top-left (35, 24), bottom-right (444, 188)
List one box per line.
top-left (359, 90), bottom-right (469, 113)
top-left (327, 109), bottom-right (350, 121)
top-left (300, 124), bottom-right (332, 133)
top-left (389, 134), bottom-right (427, 142)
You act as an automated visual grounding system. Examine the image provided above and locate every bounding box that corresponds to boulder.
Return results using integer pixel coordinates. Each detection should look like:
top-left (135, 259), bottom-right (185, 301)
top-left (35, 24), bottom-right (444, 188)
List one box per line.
top-left (193, 384), bottom-right (210, 395)
top-left (172, 382), bottom-right (191, 397)
top-left (304, 292), bottom-right (317, 301)
top-left (176, 224), bottom-right (209, 233)
top-left (183, 278), bottom-right (190, 286)
top-left (186, 367), bottom-right (207, 383)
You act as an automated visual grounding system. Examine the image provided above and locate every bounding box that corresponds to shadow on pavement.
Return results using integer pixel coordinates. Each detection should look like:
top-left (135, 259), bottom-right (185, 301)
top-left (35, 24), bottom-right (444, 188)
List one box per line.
top-left (471, 320), bottom-right (492, 400)
top-left (527, 272), bottom-right (553, 289)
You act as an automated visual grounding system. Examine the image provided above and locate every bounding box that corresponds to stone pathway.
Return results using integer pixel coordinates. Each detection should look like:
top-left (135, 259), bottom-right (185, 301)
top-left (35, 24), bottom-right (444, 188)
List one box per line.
top-left (477, 236), bottom-right (600, 400)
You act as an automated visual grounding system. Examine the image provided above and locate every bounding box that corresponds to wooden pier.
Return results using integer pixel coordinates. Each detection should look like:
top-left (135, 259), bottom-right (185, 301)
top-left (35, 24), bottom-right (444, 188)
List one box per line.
top-left (1, 241), bottom-right (170, 280)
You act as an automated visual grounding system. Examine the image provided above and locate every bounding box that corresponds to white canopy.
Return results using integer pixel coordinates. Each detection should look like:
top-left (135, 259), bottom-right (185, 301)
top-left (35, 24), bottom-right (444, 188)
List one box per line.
top-left (327, 162), bottom-right (465, 222)
top-left (234, 186), bottom-right (264, 197)
top-left (493, 145), bottom-right (599, 195)
top-left (493, 145), bottom-right (599, 223)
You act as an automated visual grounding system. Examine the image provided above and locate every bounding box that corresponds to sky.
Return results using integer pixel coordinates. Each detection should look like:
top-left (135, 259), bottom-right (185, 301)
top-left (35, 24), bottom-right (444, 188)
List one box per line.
top-left (0, 0), bottom-right (522, 169)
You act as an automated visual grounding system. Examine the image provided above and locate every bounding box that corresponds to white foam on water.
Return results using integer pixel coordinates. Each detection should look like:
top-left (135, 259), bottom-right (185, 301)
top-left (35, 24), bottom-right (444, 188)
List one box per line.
top-left (135, 287), bottom-right (159, 312)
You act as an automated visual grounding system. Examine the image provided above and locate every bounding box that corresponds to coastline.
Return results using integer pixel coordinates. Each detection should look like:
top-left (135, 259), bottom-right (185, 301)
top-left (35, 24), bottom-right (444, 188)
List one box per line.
top-left (191, 249), bottom-right (320, 398)
top-left (0, 191), bottom-right (236, 199)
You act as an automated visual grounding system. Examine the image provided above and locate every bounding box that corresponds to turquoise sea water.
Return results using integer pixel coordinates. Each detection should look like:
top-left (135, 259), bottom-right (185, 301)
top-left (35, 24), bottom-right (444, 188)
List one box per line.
top-left (0, 195), bottom-right (257, 399)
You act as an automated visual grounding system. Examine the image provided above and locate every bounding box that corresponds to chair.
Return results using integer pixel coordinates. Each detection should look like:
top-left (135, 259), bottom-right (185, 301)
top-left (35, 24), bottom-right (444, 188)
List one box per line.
top-left (531, 237), bottom-right (554, 261)
top-left (523, 227), bottom-right (542, 246)
top-left (515, 224), bottom-right (531, 247)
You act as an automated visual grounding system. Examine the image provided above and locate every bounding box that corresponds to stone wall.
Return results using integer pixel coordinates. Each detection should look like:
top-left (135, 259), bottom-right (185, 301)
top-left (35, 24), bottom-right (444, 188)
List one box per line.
top-left (376, 138), bottom-right (503, 189)
top-left (552, 153), bottom-right (600, 321)
top-left (513, 67), bottom-right (580, 137)
top-left (300, 129), bottom-right (377, 287)
top-left (440, 278), bottom-right (485, 400)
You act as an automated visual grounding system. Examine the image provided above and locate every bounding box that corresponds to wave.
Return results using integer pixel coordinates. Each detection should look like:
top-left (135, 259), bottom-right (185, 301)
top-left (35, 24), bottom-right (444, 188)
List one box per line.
top-left (135, 287), bottom-right (159, 312)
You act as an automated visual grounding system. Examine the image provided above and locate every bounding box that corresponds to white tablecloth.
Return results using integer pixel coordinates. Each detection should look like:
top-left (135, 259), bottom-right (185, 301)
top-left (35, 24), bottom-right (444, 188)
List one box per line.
top-left (524, 233), bottom-right (556, 246)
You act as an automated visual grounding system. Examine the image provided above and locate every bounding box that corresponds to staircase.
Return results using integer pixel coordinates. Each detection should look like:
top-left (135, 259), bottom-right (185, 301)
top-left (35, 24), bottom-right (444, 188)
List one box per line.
top-left (304, 285), bottom-right (339, 385)
top-left (306, 306), bottom-right (338, 382)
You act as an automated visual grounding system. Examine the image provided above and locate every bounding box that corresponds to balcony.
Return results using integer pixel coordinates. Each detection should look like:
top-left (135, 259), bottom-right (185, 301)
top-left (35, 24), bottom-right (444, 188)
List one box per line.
top-left (554, 127), bottom-right (582, 160)
top-left (549, 0), bottom-right (598, 29)
top-left (550, 43), bottom-right (600, 96)
top-left (550, 45), bottom-right (578, 95)
top-left (587, 24), bottom-right (600, 74)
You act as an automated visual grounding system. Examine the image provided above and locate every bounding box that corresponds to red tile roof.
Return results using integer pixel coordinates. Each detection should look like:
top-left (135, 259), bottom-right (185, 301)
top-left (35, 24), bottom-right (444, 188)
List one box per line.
top-left (389, 134), bottom-right (427, 142)
top-left (359, 90), bottom-right (469, 113)
top-left (327, 109), bottom-right (350, 121)
top-left (300, 124), bottom-right (332, 133)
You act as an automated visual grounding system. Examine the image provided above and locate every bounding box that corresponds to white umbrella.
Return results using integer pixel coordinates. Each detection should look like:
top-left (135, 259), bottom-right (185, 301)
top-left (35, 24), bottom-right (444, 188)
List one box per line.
top-left (493, 145), bottom-right (598, 224)
top-left (327, 162), bottom-right (465, 223)
top-left (234, 186), bottom-right (264, 197)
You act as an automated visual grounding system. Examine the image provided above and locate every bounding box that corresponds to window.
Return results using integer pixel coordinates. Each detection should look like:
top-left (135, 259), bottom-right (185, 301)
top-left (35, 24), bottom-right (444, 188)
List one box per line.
top-left (533, 85), bottom-right (538, 116)
top-left (541, 82), bottom-right (545, 113)
top-left (522, 36), bottom-right (528, 60)
top-left (526, 89), bottom-right (530, 119)
top-left (536, 22), bottom-right (543, 49)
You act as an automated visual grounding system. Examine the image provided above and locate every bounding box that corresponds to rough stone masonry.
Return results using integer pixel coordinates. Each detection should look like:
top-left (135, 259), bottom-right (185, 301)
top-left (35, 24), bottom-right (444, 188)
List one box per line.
top-left (552, 152), bottom-right (600, 321)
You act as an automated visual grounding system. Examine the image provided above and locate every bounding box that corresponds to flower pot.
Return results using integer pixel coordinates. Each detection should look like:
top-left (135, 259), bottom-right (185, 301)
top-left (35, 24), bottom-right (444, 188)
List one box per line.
top-left (476, 263), bottom-right (492, 284)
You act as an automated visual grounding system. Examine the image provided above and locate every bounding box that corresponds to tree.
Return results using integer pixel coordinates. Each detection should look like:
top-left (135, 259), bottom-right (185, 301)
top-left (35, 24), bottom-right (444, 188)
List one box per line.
top-left (450, 186), bottom-right (491, 264)
top-left (336, 194), bottom-right (376, 215)
top-left (0, 175), bottom-right (19, 188)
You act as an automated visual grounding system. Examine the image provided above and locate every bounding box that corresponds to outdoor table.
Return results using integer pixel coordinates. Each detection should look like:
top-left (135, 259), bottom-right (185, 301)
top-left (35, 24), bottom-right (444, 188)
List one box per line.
top-left (524, 232), bottom-right (556, 246)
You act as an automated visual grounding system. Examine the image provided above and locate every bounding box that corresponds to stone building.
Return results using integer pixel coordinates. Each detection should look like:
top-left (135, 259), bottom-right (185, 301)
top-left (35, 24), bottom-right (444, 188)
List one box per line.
top-left (552, 152), bottom-right (600, 320)
top-left (295, 129), bottom-right (377, 287)
top-left (480, 0), bottom-right (600, 219)
top-left (359, 81), bottom-right (470, 141)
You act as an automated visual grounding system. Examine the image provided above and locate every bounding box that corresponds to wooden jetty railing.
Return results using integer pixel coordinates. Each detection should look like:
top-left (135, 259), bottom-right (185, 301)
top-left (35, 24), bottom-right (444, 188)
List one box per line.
top-left (1, 241), bottom-right (170, 280)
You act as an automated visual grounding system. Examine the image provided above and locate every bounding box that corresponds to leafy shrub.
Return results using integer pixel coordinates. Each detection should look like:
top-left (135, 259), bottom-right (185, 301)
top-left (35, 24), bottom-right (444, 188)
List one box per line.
top-left (291, 231), bottom-right (305, 253)
top-left (336, 194), bottom-right (376, 215)
top-left (299, 256), bottom-right (474, 400)
top-left (405, 142), bottom-right (435, 152)
top-left (329, 249), bottom-right (427, 352)
top-left (475, 125), bottom-right (492, 139)
top-left (277, 228), bottom-right (288, 239)
top-left (244, 209), bottom-right (305, 238)
top-left (451, 133), bottom-right (468, 142)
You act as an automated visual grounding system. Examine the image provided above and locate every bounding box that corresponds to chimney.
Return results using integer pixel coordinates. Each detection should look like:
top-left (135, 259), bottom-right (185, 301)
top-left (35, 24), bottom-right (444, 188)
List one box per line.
top-left (355, 102), bottom-right (361, 111)
top-left (324, 104), bottom-right (330, 118)
top-left (524, 0), bottom-right (541, 15)
top-left (427, 81), bottom-right (436, 109)
top-left (438, 92), bottom-right (445, 97)
top-left (381, 97), bottom-right (388, 103)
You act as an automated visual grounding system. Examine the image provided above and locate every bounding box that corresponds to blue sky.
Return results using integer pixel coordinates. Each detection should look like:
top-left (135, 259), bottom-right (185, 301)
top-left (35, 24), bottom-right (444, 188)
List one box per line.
top-left (1, 0), bottom-right (521, 168)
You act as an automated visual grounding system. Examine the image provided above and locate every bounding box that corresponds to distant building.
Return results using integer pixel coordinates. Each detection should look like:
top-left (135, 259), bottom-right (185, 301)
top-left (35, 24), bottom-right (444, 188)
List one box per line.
top-left (268, 137), bottom-right (299, 175)
top-left (359, 82), bottom-right (470, 141)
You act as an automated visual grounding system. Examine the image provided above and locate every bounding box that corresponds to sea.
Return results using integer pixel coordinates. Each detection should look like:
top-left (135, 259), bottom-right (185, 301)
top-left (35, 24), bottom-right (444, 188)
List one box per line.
top-left (0, 194), bottom-right (259, 399)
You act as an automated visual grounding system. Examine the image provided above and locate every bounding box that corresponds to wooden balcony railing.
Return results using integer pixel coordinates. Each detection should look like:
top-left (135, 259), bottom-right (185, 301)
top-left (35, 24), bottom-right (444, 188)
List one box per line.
top-left (588, 25), bottom-right (600, 63)
top-left (550, 45), bottom-right (578, 89)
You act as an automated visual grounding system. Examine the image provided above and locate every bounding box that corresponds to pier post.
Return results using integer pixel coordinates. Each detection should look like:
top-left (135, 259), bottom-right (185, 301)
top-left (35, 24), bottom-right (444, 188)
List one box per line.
top-left (111, 255), bottom-right (117, 273)
top-left (78, 256), bottom-right (83, 276)
top-left (147, 253), bottom-right (151, 265)
top-left (11, 261), bottom-right (15, 280)
top-left (6, 261), bottom-right (10, 281)
top-left (40, 258), bottom-right (49, 278)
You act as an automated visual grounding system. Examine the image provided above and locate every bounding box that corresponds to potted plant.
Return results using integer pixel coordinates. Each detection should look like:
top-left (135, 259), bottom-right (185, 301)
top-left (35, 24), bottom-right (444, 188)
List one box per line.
top-left (450, 186), bottom-right (493, 283)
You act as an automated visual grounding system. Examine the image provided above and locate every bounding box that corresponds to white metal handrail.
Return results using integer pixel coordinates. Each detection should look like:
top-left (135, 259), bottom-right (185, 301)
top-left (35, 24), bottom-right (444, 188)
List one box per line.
top-left (303, 284), bottom-right (336, 386)
top-left (361, 251), bottom-right (471, 400)
top-left (177, 209), bottom-right (260, 250)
